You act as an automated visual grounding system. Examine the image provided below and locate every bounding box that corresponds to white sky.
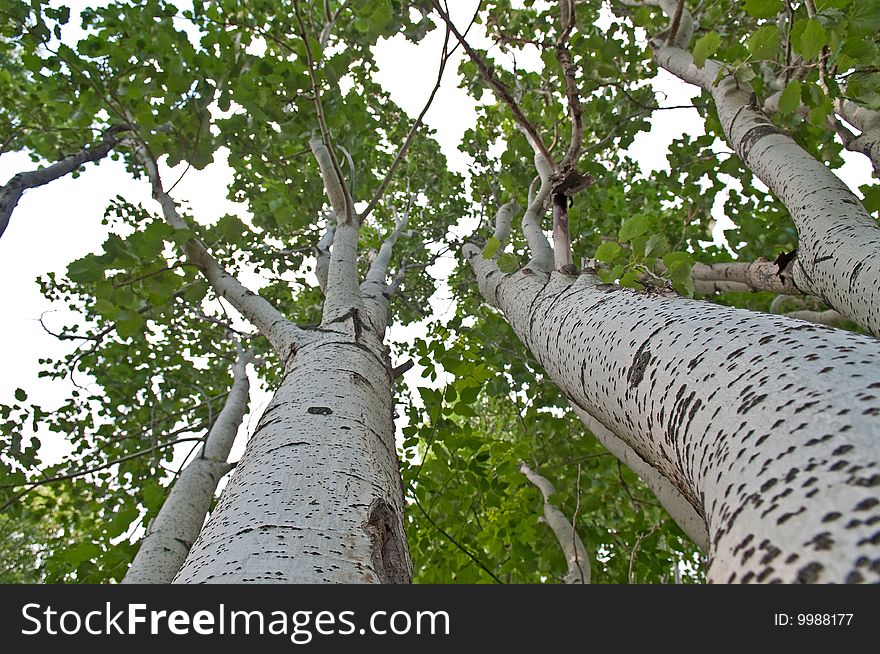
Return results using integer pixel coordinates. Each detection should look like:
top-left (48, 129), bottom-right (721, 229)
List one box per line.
top-left (0, 1), bottom-right (873, 482)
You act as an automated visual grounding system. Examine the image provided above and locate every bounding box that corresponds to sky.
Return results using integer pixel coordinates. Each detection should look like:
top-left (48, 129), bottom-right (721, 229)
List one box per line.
top-left (0, 1), bottom-right (874, 481)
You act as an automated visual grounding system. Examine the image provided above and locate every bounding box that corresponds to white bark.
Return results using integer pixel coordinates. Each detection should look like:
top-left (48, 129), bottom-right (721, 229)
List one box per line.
top-left (836, 99), bottom-right (880, 175)
top-left (521, 147), bottom-right (555, 272)
top-left (172, 135), bottom-right (412, 584)
top-left (361, 207), bottom-right (409, 336)
top-left (122, 350), bottom-right (252, 584)
top-left (520, 463), bottom-right (590, 583)
top-left (653, 43), bottom-right (880, 337)
top-left (763, 92), bottom-right (880, 175)
top-left (570, 404), bottom-right (709, 550)
top-left (689, 260), bottom-right (803, 296)
top-left (468, 248), bottom-right (880, 583)
top-left (315, 218), bottom-right (336, 295)
top-left (310, 139), bottom-right (364, 325)
top-left (785, 309), bottom-right (847, 328)
top-left (173, 327), bottom-right (410, 583)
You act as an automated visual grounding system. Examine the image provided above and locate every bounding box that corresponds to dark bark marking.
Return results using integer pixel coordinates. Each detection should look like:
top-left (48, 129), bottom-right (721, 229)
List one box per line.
top-left (795, 561), bottom-right (824, 584)
top-left (363, 498), bottom-right (410, 584)
top-left (739, 122), bottom-right (782, 162)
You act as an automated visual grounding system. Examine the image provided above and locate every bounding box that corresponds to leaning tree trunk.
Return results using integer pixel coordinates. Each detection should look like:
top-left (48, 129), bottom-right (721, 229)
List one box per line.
top-left (467, 249), bottom-right (880, 584)
top-left (122, 348), bottom-right (252, 584)
top-left (640, 2), bottom-right (880, 337)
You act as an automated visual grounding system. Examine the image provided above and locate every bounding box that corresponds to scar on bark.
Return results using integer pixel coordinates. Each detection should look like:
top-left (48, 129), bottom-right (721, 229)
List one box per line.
top-left (738, 122), bottom-right (781, 161)
top-left (363, 498), bottom-right (410, 584)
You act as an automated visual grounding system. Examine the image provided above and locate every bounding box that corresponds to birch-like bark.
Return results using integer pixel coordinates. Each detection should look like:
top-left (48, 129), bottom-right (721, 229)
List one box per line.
top-left (122, 349), bottom-right (252, 584)
top-left (785, 308), bottom-right (846, 328)
top-left (467, 249), bottom-right (880, 583)
top-left (569, 404), bottom-right (709, 550)
top-left (173, 133), bottom-right (412, 584)
top-left (688, 260), bottom-right (803, 296)
top-left (521, 146), bottom-right (555, 272)
top-left (764, 91), bottom-right (880, 175)
top-left (0, 128), bottom-right (124, 239)
top-left (315, 218), bottom-right (336, 295)
top-left (361, 207), bottom-right (409, 336)
top-left (498, 201), bottom-right (708, 548)
top-left (835, 99), bottom-right (880, 175)
top-left (520, 463), bottom-right (590, 583)
top-left (310, 138), bottom-right (364, 325)
top-left (173, 326), bottom-right (410, 583)
top-left (651, 43), bottom-right (880, 337)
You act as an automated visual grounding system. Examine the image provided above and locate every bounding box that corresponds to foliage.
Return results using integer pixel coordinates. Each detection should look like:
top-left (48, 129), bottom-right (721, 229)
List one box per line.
top-left (0, 0), bottom-right (876, 583)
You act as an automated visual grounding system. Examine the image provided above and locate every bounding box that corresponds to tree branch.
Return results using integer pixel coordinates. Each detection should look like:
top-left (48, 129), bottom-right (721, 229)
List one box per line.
top-left (130, 138), bottom-right (305, 354)
top-left (359, 23), bottom-right (453, 223)
top-left (520, 462), bottom-right (590, 583)
top-left (430, 0), bottom-right (555, 169)
top-left (0, 125), bottom-right (129, 239)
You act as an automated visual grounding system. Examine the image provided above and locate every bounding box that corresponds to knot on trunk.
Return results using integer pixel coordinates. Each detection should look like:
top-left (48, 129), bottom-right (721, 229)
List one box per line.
top-left (363, 498), bottom-right (411, 584)
top-left (549, 166), bottom-right (594, 197)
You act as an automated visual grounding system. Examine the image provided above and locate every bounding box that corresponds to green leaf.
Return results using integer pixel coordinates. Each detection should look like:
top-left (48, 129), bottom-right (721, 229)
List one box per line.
top-left (595, 241), bottom-right (623, 263)
top-left (795, 19), bottom-right (827, 61)
top-left (61, 542), bottom-right (101, 566)
top-left (115, 313), bottom-right (146, 340)
top-left (748, 25), bottom-right (781, 61)
top-left (14, 388), bottom-right (27, 402)
top-left (644, 233), bottom-right (669, 258)
top-left (618, 271), bottom-right (644, 290)
top-left (744, 0), bottom-right (783, 19)
top-left (778, 80), bottom-right (803, 115)
top-left (67, 255), bottom-right (104, 284)
top-left (453, 402), bottom-right (477, 417)
top-left (182, 280), bottom-right (209, 304)
top-left (692, 31), bottom-right (722, 68)
top-left (861, 184), bottom-right (880, 214)
top-left (618, 214), bottom-right (652, 242)
top-left (482, 236), bottom-right (501, 259)
top-left (496, 253), bottom-right (520, 273)
top-left (662, 251), bottom-right (693, 270)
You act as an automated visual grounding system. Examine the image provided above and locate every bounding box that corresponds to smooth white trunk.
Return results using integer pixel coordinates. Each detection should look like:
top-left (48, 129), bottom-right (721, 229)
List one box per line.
top-left (469, 248), bottom-right (880, 583)
top-left (570, 404), bottom-right (709, 550)
top-left (520, 463), bottom-right (590, 583)
top-left (653, 44), bottom-right (880, 337)
top-left (173, 329), bottom-right (410, 583)
top-left (122, 354), bottom-right (251, 583)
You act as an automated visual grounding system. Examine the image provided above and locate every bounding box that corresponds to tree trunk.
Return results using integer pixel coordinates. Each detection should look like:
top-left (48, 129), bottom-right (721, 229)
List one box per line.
top-left (173, 325), bottom-right (410, 584)
top-left (136, 134), bottom-right (411, 584)
top-left (467, 248), bottom-right (880, 583)
top-left (570, 404), bottom-right (709, 550)
top-left (122, 350), bottom-right (251, 584)
top-left (651, 42), bottom-right (880, 337)
top-left (520, 462), bottom-right (590, 583)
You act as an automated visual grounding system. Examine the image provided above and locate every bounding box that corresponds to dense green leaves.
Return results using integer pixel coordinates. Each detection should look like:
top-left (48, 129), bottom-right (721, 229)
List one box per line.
top-left (1, 0), bottom-right (876, 584)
